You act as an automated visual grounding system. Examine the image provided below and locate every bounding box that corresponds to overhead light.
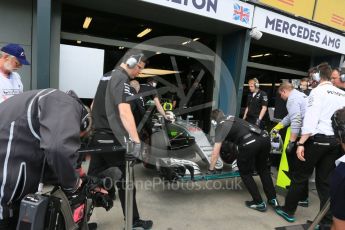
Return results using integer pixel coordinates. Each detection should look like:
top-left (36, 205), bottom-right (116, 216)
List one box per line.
top-left (156, 52), bottom-right (161, 54)
top-left (284, 54), bottom-right (291, 57)
top-left (83, 17), bottom-right (92, 29)
top-left (193, 38), bottom-right (200, 41)
top-left (137, 28), bottom-right (152, 38)
top-left (76, 40), bottom-right (82, 44)
top-left (264, 53), bottom-right (271, 56)
top-left (251, 54), bottom-right (264, 58)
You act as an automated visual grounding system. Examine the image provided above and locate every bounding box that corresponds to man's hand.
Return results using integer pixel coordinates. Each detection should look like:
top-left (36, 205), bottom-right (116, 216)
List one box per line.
top-left (296, 146), bottom-right (305, 161)
top-left (285, 141), bottom-right (296, 155)
top-left (125, 142), bottom-right (141, 161)
top-left (255, 118), bottom-right (262, 127)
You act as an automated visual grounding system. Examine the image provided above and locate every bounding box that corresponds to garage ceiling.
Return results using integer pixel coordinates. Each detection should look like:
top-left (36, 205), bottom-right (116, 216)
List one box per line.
top-left (61, 0), bottom-right (338, 58)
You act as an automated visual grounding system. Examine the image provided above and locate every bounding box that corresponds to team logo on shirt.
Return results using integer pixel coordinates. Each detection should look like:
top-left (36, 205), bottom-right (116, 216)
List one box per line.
top-left (2, 89), bottom-right (21, 95)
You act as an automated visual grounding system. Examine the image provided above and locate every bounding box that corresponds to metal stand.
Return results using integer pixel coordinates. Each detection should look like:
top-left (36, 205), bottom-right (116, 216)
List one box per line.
top-left (125, 161), bottom-right (134, 230)
top-left (307, 198), bottom-right (330, 230)
top-left (125, 140), bottom-right (135, 230)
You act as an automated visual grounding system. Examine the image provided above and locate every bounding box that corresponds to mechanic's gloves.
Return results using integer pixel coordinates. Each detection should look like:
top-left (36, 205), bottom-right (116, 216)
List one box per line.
top-left (285, 141), bottom-right (296, 155)
top-left (164, 111), bottom-right (175, 122)
top-left (271, 122), bottom-right (284, 134)
top-left (255, 118), bottom-right (262, 127)
top-left (125, 142), bottom-right (142, 161)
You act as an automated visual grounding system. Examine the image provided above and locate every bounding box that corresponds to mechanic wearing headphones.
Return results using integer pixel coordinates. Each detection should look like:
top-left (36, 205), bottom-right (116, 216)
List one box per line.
top-left (0, 89), bottom-right (90, 230)
top-left (330, 107), bottom-right (345, 230)
top-left (272, 82), bottom-right (309, 207)
top-left (243, 78), bottom-right (268, 129)
top-left (89, 50), bottom-right (153, 229)
top-left (331, 68), bottom-right (345, 91)
top-left (209, 109), bottom-right (279, 212)
top-left (275, 63), bottom-right (345, 226)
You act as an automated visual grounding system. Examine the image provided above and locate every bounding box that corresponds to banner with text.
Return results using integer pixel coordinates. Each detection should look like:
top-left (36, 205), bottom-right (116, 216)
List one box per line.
top-left (140, 0), bottom-right (254, 28)
top-left (253, 7), bottom-right (345, 54)
top-left (313, 0), bottom-right (345, 32)
top-left (258, 0), bottom-right (315, 20)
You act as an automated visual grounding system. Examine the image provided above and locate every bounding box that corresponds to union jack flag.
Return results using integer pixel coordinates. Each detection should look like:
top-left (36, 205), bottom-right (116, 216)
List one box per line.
top-left (233, 3), bottom-right (250, 24)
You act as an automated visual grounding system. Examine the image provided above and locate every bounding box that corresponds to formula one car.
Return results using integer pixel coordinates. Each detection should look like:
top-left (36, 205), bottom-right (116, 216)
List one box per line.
top-left (142, 112), bottom-right (240, 182)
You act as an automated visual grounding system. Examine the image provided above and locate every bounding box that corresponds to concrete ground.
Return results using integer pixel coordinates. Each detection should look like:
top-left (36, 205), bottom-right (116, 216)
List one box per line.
top-left (88, 162), bottom-right (320, 230)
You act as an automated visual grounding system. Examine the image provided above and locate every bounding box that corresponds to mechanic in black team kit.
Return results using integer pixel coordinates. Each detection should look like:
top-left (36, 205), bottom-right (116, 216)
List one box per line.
top-left (243, 78), bottom-right (268, 129)
top-left (89, 50), bottom-right (153, 229)
top-left (209, 109), bottom-right (279, 212)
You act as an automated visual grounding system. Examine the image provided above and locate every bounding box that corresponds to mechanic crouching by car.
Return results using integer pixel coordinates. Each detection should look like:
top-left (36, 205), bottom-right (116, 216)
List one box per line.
top-left (209, 109), bottom-right (279, 212)
top-left (0, 89), bottom-right (91, 230)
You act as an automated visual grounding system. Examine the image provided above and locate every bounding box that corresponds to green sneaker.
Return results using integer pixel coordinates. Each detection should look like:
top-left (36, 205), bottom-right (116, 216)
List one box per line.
top-left (268, 198), bottom-right (280, 209)
top-left (245, 200), bottom-right (267, 212)
top-left (275, 207), bottom-right (295, 222)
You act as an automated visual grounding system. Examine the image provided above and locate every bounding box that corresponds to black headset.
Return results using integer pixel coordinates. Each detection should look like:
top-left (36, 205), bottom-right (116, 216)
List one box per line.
top-left (332, 107), bottom-right (345, 143)
top-left (126, 53), bottom-right (144, 69)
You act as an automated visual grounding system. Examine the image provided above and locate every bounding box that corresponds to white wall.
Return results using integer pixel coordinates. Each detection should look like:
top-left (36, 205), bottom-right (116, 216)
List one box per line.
top-left (59, 44), bottom-right (104, 98)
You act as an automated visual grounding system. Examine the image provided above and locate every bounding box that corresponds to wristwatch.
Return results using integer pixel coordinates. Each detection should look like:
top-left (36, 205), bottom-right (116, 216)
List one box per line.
top-left (297, 142), bottom-right (304, 146)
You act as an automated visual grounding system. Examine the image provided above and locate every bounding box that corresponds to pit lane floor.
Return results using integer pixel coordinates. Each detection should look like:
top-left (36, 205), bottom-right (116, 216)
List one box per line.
top-left (87, 163), bottom-right (319, 230)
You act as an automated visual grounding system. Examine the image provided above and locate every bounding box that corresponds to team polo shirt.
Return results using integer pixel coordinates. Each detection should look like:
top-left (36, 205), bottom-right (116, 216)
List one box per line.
top-left (246, 89), bottom-right (268, 119)
top-left (214, 116), bottom-right (252, 145)
top-left (105, 67), bottom-right (133, 146)
top-left (0, 72), bottom-right (23, 103)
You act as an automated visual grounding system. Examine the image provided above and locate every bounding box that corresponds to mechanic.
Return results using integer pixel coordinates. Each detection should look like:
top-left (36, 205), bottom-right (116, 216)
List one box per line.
top-left (299, 77), bottom-right (311, 96)
top-left (0, 44), bottom-right (30, 103)
top-left (330, 107), bottom-right (345, 230)
top-left (331, 68), bottom-right (345, 91)
top-left (275, 63), bottom-right (345, 226)
top-left (243, 78), bottom-right (268, 129)
top-left (89, 50), bottom-right (153, 229)
top-left (209, 109), bottom-right (279, 212)
top-left (272, 82), bottom-right (309, 207)
top-left (0, 89), bottom-right (91, 230)
top-left (129, 80), bottom-right (146, 126)
top-left (139, 77), bottom-right (167, 119)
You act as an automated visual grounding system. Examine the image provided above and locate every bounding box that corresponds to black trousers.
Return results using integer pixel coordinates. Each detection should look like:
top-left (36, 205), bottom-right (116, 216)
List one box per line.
top-left (286, 145), bottom-right (309, 201)
top-left (283, 135), bottom-right (341, 224)
top-left (88, 133), bottom-right (140, 221)
top-left (237, 134), bottom-right (276, 203)
top-left (0, 208), bottom-right (19, 230)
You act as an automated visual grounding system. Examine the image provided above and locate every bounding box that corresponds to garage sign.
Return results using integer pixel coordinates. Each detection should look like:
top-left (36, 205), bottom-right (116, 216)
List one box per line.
top-left (253, 7), bottom-right (345, 54)
top-left (140, 0), bottom-right (254, 28)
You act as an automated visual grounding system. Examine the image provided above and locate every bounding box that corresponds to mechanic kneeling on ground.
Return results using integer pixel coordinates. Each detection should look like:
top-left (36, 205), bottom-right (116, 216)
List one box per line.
top-left (209, 109), bottom-right (279, 212)
top-left (0, 89), bottom-right (91, 230)
top-left (330, 107), bottom-right (345, 230)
